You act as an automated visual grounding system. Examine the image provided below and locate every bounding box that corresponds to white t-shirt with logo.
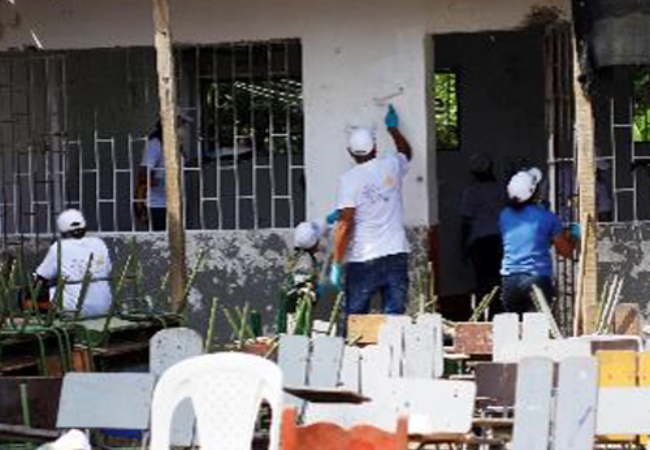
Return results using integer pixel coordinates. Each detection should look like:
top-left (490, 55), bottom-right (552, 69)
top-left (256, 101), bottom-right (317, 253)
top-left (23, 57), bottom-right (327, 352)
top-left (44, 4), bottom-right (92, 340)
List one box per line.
top-left (36, 237), bottom-right (113, 317)
top-left (141, 137), bottom-right (167, 208)
top-left (336, 153), bottom-right (409, 263)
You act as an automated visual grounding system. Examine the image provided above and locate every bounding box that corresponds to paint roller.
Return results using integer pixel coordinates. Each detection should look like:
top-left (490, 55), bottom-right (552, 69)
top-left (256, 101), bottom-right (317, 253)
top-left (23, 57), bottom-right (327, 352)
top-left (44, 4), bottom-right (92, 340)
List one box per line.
top-left (373, 87), bottom-right (404, 106)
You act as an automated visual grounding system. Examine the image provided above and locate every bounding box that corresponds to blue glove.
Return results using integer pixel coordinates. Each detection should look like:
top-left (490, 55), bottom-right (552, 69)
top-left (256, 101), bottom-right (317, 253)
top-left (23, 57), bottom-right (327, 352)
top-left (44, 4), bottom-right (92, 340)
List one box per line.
top-left (329, 263), bottom-right (343, 291)
top-left (385, 104), bottom-right (399, 129)
top-left (569, 223), bottom-right (581, 240)
top-left (326, 209), bottom-right (341, 225)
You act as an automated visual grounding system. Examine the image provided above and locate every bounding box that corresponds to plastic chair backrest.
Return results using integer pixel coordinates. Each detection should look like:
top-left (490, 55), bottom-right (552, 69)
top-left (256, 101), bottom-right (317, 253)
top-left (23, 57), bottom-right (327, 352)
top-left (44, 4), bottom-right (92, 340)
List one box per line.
top-left (149, 327), bottom-right (204, 447)
top-left (150, 327), bottom-right (203, 378)
top-left (150, 352), bottom-right (283, 450)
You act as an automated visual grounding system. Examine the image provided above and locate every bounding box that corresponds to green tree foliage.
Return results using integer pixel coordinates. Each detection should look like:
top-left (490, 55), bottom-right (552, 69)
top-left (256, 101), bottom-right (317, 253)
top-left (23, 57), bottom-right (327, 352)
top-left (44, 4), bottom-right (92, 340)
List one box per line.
top-left (435, 71), bottom-right (460, 151)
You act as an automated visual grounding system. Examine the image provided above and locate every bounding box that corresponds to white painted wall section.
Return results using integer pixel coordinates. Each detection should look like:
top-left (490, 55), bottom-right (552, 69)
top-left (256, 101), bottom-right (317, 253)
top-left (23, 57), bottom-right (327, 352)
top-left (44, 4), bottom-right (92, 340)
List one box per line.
top-left (0, 0), bottom-right (571, 226)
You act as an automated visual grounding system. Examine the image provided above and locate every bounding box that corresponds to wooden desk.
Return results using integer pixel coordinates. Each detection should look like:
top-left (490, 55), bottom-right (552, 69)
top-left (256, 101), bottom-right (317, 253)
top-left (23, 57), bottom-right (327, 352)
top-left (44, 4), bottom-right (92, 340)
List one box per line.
top-left (283, 386), bottom-right (370, 404)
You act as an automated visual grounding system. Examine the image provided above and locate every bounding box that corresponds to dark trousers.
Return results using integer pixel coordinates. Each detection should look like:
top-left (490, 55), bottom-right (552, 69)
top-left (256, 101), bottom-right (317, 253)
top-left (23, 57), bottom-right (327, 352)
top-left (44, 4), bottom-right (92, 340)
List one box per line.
top-left (150, 207), bottom-right (167, 231)
top-left (343, 253), bottom-right (409, 335)
top-left (468, 235), bottom-right (503, 318)
top-left (501, 273), bottom-right (554, 317)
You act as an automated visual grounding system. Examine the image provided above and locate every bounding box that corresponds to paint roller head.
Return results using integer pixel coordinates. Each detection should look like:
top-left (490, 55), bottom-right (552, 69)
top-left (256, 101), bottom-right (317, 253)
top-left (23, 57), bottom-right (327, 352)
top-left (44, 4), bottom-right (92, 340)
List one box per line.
top-left (373, 87), bottom-right (405, 106)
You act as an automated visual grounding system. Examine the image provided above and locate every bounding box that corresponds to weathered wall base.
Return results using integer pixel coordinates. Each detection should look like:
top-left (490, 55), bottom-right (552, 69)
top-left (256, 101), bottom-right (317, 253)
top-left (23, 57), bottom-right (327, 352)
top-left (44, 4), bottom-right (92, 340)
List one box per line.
top-left (20, 226), bottom-right (430, 343)
top-left (599, 223), bottom-right (650, 320)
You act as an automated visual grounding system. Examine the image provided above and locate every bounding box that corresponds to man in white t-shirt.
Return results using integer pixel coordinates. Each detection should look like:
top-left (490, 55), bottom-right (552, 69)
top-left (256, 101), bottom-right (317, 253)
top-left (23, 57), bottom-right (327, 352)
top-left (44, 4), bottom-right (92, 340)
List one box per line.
top-left (330, 105), bottom-right (412, 320)
top-left (35, 209), bottom-right (113, 317)
top-left (135, 114), bottom-right (192, 231)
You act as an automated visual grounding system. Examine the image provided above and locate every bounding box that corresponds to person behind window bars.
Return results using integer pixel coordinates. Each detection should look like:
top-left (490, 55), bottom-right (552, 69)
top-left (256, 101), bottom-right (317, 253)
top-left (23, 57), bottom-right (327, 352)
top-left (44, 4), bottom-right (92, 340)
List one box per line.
top-left (460, 153), bottom-right (504, 318)
top-left (329, 105), bottom-right (413, 331)
top-left (135, 112), bottom-right (193, 231)
top-left (596, 160), bottom-right (613, 222)
top-left (34, 209), bottom-right (113, 317)
top-left (499, 168), bottom-right (577, 316)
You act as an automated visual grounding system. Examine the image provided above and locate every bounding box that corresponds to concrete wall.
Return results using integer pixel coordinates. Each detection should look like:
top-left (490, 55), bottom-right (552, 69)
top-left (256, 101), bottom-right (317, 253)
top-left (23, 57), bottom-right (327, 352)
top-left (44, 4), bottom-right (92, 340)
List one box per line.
top-left (599, 223), bottom-right (650, 319)
top-left (0, 0), bottom-right (571, 337)
top-left (19, 227), bottom-right (430, 341)
top-left (0, 0), bottom-right (571, 225)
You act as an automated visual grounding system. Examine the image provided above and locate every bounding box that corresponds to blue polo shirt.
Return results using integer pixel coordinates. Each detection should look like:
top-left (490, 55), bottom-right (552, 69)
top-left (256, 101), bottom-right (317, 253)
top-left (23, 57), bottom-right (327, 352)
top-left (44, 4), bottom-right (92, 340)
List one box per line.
top-left (499, 204), bottom-right (563, 277)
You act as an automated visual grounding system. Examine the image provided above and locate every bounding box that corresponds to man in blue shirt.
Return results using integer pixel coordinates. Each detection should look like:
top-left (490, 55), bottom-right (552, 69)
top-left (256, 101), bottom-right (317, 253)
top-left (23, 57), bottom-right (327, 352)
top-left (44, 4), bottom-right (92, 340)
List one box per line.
top-left (500, 168), bottom-right (575, 315)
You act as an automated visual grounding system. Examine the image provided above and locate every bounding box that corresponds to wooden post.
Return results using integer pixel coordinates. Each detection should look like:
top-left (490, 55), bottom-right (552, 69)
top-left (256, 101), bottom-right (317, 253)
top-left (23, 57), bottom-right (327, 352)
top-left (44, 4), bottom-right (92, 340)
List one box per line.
top-left (152, 0), bottom-right (187, 311)
top-left (573, 37), bottom-right (598, 335)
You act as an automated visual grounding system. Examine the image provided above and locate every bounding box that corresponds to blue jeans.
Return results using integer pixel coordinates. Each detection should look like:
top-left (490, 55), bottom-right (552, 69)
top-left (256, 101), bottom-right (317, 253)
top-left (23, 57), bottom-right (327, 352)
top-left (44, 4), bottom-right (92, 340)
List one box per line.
top-left (345, 253), bottom-right (409, 317)
top-left (501, 274), bottom-right (554, 317)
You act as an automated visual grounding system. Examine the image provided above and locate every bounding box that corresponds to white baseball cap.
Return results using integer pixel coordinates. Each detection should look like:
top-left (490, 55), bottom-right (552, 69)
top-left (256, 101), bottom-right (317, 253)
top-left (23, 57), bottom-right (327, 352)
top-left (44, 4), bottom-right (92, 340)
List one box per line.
top-left (57, 209), bottom-right (87, 233)
top-left (46, 429), bottom-right (91, 450)
top-left (294, 221), bottom-right (322, 250)
top-left (507, 168), bottom-right (542, 203)
top-left (348, 127), bottom-right (375, 156)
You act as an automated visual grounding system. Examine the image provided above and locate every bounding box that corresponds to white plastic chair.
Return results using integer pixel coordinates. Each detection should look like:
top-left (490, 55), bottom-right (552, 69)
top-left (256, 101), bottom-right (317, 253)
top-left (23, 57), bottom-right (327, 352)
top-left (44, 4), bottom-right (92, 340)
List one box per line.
top-left (150, 352), bottom-right (283, 450)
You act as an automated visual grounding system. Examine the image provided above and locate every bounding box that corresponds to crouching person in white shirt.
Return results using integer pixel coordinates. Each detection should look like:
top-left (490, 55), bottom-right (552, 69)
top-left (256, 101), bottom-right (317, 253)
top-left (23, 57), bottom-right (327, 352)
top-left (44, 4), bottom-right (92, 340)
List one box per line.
top-left (35, 209), bottom-right (113, 317)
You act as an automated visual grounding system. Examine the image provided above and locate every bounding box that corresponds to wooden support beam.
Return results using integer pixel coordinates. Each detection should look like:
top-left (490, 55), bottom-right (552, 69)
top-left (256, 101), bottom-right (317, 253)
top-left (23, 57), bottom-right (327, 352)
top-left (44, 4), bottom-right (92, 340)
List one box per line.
top-left (573, 37), bottom-right (598, 335)
top-left (152, 0), bottom-right (187, 311)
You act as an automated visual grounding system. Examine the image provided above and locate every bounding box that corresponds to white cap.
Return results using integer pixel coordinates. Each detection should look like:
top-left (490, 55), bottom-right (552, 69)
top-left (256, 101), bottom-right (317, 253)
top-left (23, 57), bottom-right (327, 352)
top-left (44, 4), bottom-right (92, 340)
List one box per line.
top-left (43, 429), bottom-right (91, 450)
top-left (507, 168), bottom-right (542, 203)
top-left (57, 209), bottom-right (86, 233)
top-left (528, 167), bottom-right (543, 185)
top-left (294, 221), bottom-right (321, 250)
top-left (348, 127), bottom-right (375, 155)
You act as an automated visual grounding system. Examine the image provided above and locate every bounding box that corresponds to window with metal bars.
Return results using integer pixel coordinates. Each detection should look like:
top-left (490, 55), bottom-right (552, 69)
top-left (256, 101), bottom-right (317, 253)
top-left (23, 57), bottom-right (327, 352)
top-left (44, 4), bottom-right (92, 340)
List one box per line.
top-left (633, 68), bottom-right (650, 143)
top-left (177, 41), bottom-right (305, 230)
top-left (0, 40), bottom-right (305, 244)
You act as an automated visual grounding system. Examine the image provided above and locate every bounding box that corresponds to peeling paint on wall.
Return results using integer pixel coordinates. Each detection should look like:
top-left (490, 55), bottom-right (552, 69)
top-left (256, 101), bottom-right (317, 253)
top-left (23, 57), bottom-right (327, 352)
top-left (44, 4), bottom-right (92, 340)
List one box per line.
top-left (599, 223), bottom-right (650, 320)
top-left (18, 226), bottom-right (430, 342)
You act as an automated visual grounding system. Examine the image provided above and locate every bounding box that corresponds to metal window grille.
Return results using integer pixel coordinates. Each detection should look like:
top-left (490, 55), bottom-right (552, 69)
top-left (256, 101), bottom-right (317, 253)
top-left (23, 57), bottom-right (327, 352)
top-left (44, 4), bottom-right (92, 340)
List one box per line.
top-left (176, 41), bottom-right (305, 231)
top-left (0, 41), bottom-right (305, 253)
top-left (544, 25), bottom-right (577, 334)
top-left (595, 65), bottom-right (650, 223)
top-left (0, 53), bottom-right (67, 251)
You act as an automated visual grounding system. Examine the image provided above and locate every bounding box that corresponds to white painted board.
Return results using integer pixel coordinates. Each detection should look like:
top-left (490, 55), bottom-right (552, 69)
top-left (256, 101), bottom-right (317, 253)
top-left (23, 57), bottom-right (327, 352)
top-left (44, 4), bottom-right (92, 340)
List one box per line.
top-left (554, 357), bottom-right (598, 450)
top-left (277, 334), bottom-right (310, 408)
top-left (511, 357), bottom-right (554, 450)
top-left (308, 336), bottom-right (344, 387)
top-left (596, 388), bottom-right (650, 434)
top-left (521, 313), bottom-right (550, 343)
top-left (360, 344), bottom-right (391, 397)
top-left (417, 313), bottom-right (444, 378)
top-left (149, 327), bottom-right (203, 447)
top-left (57, 373), bottom-right (155, 430)
top-left (278, 335), bottom-right (310, 387)
top-left (388, 378), bottom-right (476, 434)
top-left (149, 327), bottom-right (203, 378)
top-left (377, 316), bottom-right (409, 377)
top-left (493, 313), bottom-right (519, 362)
top-left (403, 322), bottom-right (433, 378)
top-left (340, 345), bottom-right (361, 392)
